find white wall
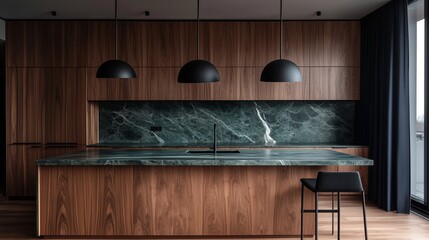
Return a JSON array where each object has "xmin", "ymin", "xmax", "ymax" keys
[{"xmin": 0, "ymin": 19, "xmax": 5, "ymax": 40}]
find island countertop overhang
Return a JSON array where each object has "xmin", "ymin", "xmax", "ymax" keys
[{"xmin": 36, "ymin": 149, "xmax": 373, "ymax": 166}]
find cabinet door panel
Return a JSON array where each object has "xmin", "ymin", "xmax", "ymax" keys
[
  {"xmin": 6, "ymin": 145, "xmax": 43, "ymax": 196},
  {"xmin": 308, "ymin": 21, "xmax": 360, "ymax": 67},
  {"xmin": 309, "ymin": 67, "xmax": 360, "ymax": 100},
  {"xmin": 51, "ymin": 21, "xmax": 88, "ymax": 67},
  {"xmin": 6, "ymin": 21, "xmax": 52, "ymax": 67},
  {"xmin": 119, "ymin": 22, "xmax": 197, "ymax": 67},
  {"xmin": 45, "ymin": 69, "xmax": 86, "ymax": 144},
  {"xmin": 7, "ymin": 68, "xmax": 45, "ymax": 144},
  {"xmin": 200, "ymin": 22, "xmax": 280, "ymax": 67},
  {"xmin": 207, "ymin": 67, "xmax": 258, "ymax": 100},
  {"xmin": 86, "ymin": 22, "xmax": 115, "ymax": 67},
  {"xmin": 283, "ymin": 22, "xmax": 310, "ymax": 67}
]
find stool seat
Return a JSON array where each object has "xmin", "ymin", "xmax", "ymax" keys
[{"xmin": 300, "ymin": 178, "xmax": 317, "ymax": 192}]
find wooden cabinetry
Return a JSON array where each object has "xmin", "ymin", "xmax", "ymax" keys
[
  {"xmin": 309, "ymin": 67, "xmax": 360, "ymax": 100},
  {"xmin": 6, "ymin": 145, "xmax": 43, "ymax": 196},
  {"xmin": 6, "ymin": 68, "xmax": 45, "ymax": 144},
  {"xmin": 200, "ymin": 22, "xmax": 280, "ymax": 67},
  {"xmin": 308, "ymin": 21, "xmax": 360, "ymax": 67},
  {"xmin": 45, "ymin": 68, "xmax": 86, "ymax": 144},
  {"xmin": 51, "ymin": 21, "xmax": 88, "ymax": 67},
  {"xmin": 6, "ymin": 21, "xmax": 52, "ymax": 67},
  {"xmin": 119, "ymin": 22, "xmax": 196, "ymax": 67}
]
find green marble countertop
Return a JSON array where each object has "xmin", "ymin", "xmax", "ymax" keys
[
  {"xmin": 87, "ymin": 142, "xmax": 368, "ymax": 148},
  {"xmin": 37, "ymin": 149, "xmax": 373, "ymax": 166}
]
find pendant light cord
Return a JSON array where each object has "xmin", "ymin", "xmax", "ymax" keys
[
  {"xmin": 115, "ymin": 0, "xmax": 118, "ymax": 60},
  {"xmin": 279, "ymin": 0, "xmax": 283, "ymax": 60},
  {"xmin": 197, "ymin": 0, "xmax": 200, "ymax": 59}
]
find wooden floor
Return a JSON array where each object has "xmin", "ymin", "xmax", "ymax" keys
[{"xmin": 0, "ymin": 197, "xmax": 428, "ymax": 239}]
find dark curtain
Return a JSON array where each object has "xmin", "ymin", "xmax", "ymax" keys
[{"xmin": 357, "ymin": 0, "xmax": 410, "ymax": 213}]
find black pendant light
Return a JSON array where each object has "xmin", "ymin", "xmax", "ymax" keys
[
  {"xmin": 178, "ymin": 0, "xmax": 220, "ymax": 83},
  {"xmin": 260, "ymin": 0, "xmax": 302, "ymax": 82},
  {"xmin": 97, "ymin": 0, "xmax": 136, "ymax": 78}
]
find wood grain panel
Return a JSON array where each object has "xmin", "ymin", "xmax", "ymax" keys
[
  {"xmin": 283, "ymin": 21, "xmax": 310, "ymax": 66},
  {"xmin": 322, "ymin": 21, "xmax": 360, "ymax": 67},
  {"xmin": 119, "ymin": 22, "xmax": 197, "ymax": 67},
  {"xmin": 308, "ymin": 21, "xmax": 360, "ymax": 67},
  {"xmin": 208, "ymin": 67, "xmax": 258, "ymax": 100},
  {"xmin": 38, "ymin": 166, "xmax": 133, "ymax": 236},
  {"xmin": 45, "ymin": 68, "xmax": 86, "ymax": 144},
  {"xmin": 7, "ymin": 68, "xmax": 45, "ymax": 144},
  {"xmin": 86, "ymin": 102, "xmax": 99, "ymax": 145},
  {"xmin": 86, "ymin": 21, "xmax": 115, "ymax": 67},
  {"xmin": 133, "ymin": 166, "xmax": 203, "ymax": 235},
  {"xmin": 7, "ymin": 145, "xmax": 42, "ymax": 196},
  {"xmin": 257, "ymin": 67, "xmax": 310, "ymax": 100},
  {"xmin": 6, "ymin": 21, "xmax": 52, "ymax": 67},
  {"xmin": 309, "ymin": 67, "xmax": 360, "ymax": 100},
  {"xmin": 51, "ymin": 21, "xmax": 88, "ymax": 67},
  {"xmin": 200, "ymin": 22, "xmax": 280, "ymax": 67}
]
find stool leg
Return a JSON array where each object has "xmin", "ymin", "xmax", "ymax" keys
[
  {"xmin": 332, "ymin": 192, "xmax": 334, "ymax": 235},
  {"xmin": 362, "ymin": 192, "xmax": 368, "ymax": 240},
  {"xmin": 301, "ymin": 184, "xmax": 304, "ymax": 240},
  {"xmin": 315, "ymin": 192, "xmax": 318, "ymax": 240},
  {"xmin": 337, "ymin": 192, "xmax": 341, "ymax": 240}
]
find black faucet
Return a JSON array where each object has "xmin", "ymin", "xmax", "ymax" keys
[{"xmin": 213, "ymin": 124, "xmax": 217, "ymax": 155}]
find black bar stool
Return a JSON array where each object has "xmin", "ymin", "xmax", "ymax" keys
[{"xmin": 300, "ymin": 171, "xmax": 368, "ymax": 240}]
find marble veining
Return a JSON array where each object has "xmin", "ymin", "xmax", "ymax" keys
[
  {"xmin": 99, "ymin": 101, "xmax": 355, "ymax": 145},
  {"xmin": 37, "ymin": 149, "xmax": 373, "ymax": 166}
]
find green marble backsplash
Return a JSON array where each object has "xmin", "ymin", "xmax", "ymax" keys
[{"xmin": 99, "ymin": 101, "xmax": 355, "ymax": 145}]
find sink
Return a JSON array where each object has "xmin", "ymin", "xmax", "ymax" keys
[{"xmin": 186, "ymin": 150, "xmax": 240, "ymax": 154}]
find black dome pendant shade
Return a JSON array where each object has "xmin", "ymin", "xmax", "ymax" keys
[
  {"xmin": 178, "ymin": 60, "xmax": 220, "ymax": 83},
  {"xmin": 261, "ymin": 0, "xmax": 302, "ymax": 83},
  {"xmin": 96, "ymin": 0, "xmax": 136, "ymax": 79},
  {"xmin": 96, "ymin": 59, "xmax": 137, "ymax": 78},
  {"xmin": 260, "ymin": 59, "xmax": 302, "ymax": 82},
  {"xmin": 178, "ymin": 0, "xmax": 220, "ymax": 83}
]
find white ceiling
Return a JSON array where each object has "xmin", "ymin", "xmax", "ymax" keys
[{"xmin": 0, "ymin": 0, "xmax": 390, "ymax": 20}]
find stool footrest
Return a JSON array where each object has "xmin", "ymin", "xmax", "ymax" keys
[{"xmin": 303, "ymin": 209, "xmax": 339, "ymax": 213}]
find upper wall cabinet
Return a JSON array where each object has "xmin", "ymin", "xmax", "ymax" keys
[
  {"xmin": 283, "ymin": 22, "xmax": 310, "ymax": 67},
  {"xmin": 200, "ymin": 22, "xmax": 280, "ymax": 67},
  {"xmin": 51, "ymin": 21, "xmax": 89, "ymax": 67},
  {"xmin": 6, "ymin": 21, "xmax": 53, "ymax": 67},
  {"xmin": 118, "ymin": 22, "xmax": 197, "ymax": 67},
  {"xmin": 6, "ymin": 21, "xmax": 115, "ymax": 67},
  {"xmin": 308, "ymin": 21, "xmax": 360, "ymax": 67}
]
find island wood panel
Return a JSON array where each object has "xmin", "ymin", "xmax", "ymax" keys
[
  {"xmin": 38, "ymin": 166, "xmax": 134, "ymax": 236},
  {"xmin": 51, "ymin": 21, "xmax": 88, "ymax": 67},
  {"xmin": 6, "ymin": 21, "xmax": 52, "ymax": 67},
  {"xmin": 7, "ymin": 145, "xmax": 43, "ymax": 196},
  {"xmin": 133, "ymin": 166, "xmax": 204, "ymax": 235},
  {"xmin": 45, "ymin": 68, "xmax": 86, "ymax": 144},
  {"xmin": 309, "ymin": 67, "xmax": 360, "ymax": 100},
  {"xmin": 308, "ymin": 21, "xmax": 360, "ymax": 67},
  {"xmin": 200, "ymin": 22, "xmax": 280, "ymax": 67},
  {"xmin": 7, "ymin": 68, "xmax": 45, "ymax": 144},
  {"xmin": 283, "ymin": 21, "xmax": 310, "ymax": 66},
  {"xmin": 39, "ymin": 165, "xmax": 340, "ymax": 236},
  {"xmin": 86, "ymin": 21, "xmax": 115, "ymax": 67},
  {"xmin": 256, "ymin": 67, "xmax": 310, "ymax": 100},
  {"xmin": 119, "ymin": 22, "xmax": 197, "ymax": 67}
]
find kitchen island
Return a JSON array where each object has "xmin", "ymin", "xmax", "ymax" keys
[{"xmin": 37, "ymin": 149, "xmax": 373, "ymax": 237}]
